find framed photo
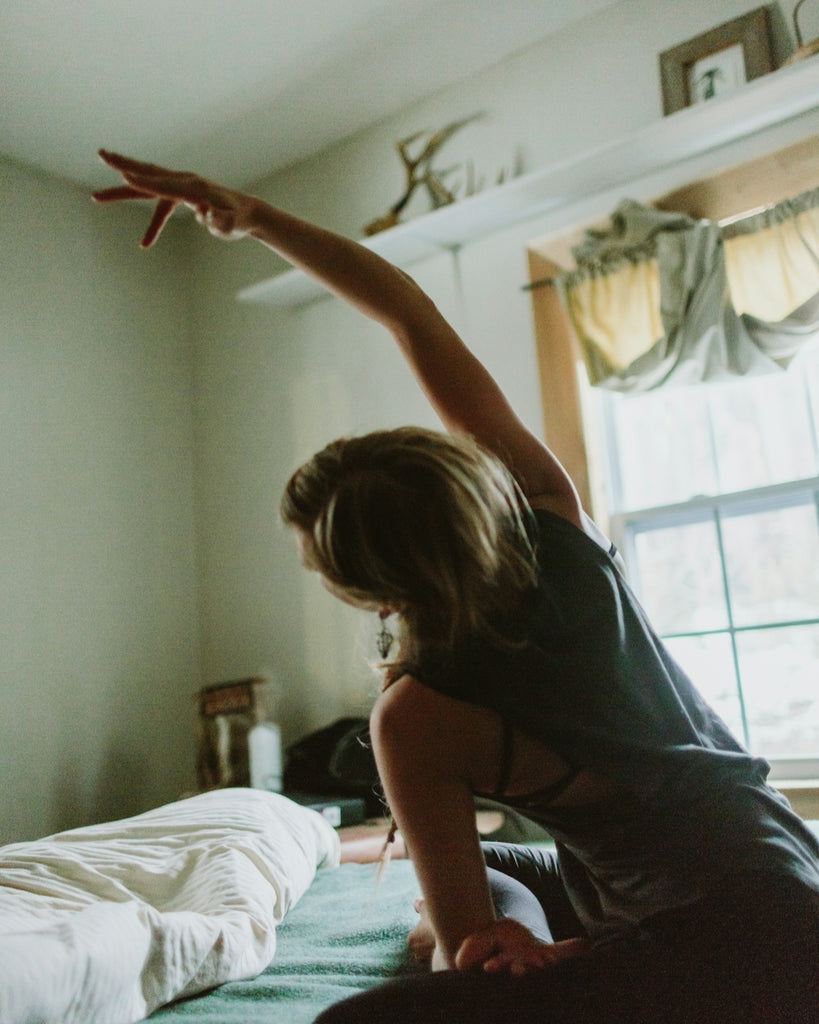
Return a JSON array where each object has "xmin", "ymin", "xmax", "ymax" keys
[{"xmin": 659, "ymin": 7, "xmax": 774, "ymax": 115}]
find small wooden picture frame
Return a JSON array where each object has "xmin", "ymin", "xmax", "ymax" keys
[{"xmin": 659, "ymin": 7, "xmax": 774, "ymax": 115}]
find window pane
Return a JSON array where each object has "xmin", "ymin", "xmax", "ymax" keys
[
  {"xmin": 610, "ymin": 387, "xmax": 717, "ymax": 510},
  {"xmin": 737, "ymin": 625, "xmax": 819, "ymax": 759},
  {"xmin": 632, "ymin": 520, "xmax": 727, "ymax": 634},
  {"xmin": 664, "ymin": 633, "xmax": 745, "ymax": 742},
  {"xmin": 709, "ymin": 370, "xmax": 818, "ymax": 491},
  {"xmin": 800, "ymin": 343, "xmax": 819, "ymax": 426},
  {"xmin": 721, "ymin": 502, "xmax": 819, "ymax": 627}
]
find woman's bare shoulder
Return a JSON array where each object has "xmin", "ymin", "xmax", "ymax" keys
[
  {"xmin": 527, "ymin": 490, "xmax": 583, "ymax": 527},
  {"xmin": 373, "ymin": 675, "xmax": 495, "ymax": 732},
  {"xmin": 370, "ymin": 676, "xmax": 504, "ymax": 791}
]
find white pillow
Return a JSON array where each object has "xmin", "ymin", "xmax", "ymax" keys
[{"xmin": 0, "ymin": 788, "xmax": 340, "ymax": 1024}]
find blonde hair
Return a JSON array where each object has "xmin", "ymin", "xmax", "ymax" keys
[{"xmin": 280, "ymin": 427, "xmax": 538, "ymax": 667}]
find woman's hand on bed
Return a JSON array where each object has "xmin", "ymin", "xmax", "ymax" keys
[
  {"xmin": 93, "ymin": 150, "xmax": 261, "ymax": 248},
  {"xmin": 407, "ymin": 897, "xmax": 437, "ymax": 966},
  {"xmin": 455, "ymin": 919, "xmax": 588, "ymax": 976}
]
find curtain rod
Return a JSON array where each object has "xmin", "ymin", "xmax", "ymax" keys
[{"xmin": 521, "ymin": 276, "xmax": 556, "ymax": 293}]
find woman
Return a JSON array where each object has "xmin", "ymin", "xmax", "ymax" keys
[{"xmin": 94, "ymin": 151, "xmax": 819, "ymax": 1023}]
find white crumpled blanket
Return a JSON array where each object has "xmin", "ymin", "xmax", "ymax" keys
[{"xmin": 0, "ymin": 788, "xmax": 340, "ymax": 1024}]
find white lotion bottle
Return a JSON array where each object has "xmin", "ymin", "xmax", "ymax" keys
[{"xmin": 248, "ymin": 721, "xmax": 283, "ymax": 792}]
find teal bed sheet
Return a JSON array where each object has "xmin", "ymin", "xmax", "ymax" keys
[
  {"xmin": 151, "ymin": 822, "xmax": 819, "ymax": 1024},
  {"xmin": 152, "ymin": 858, "xmax": 422, "ymax": 1024}
]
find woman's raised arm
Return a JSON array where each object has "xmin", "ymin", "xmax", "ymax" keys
[{"xmin": 94, "ymin": 151, "xmax": 580, "ymax": 519}]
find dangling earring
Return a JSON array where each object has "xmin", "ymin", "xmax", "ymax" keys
[{"xmin": 376, "ymin": 612, "xmax": 394, "ymax": 659}]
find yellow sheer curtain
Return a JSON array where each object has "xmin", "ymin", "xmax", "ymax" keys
[
  {"xmin": 564, "ymin": 259, "xmax": 662, "ymax": 378},
  {"xmin": 556, "ymin": 190, "xmax": 819, "ymax": 391},
  {"xmin": 723, "ymin": 189, "xmax": 819, "ymax": 320}
]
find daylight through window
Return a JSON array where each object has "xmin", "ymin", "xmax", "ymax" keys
[{"xmin": 597, "ymin": 344, "xmax": 819, "ymax": 778}]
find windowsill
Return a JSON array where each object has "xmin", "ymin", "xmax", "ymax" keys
[{"xmin": 775, "ymin": 782, "xmax": 819, "ymax": 821}]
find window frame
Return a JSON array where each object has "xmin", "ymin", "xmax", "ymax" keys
[{"xmin": 604, "ymin": 431, "xmax": 819, "ymax": 781}]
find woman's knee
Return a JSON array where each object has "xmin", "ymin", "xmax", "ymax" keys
[
  {"xmin": 486, "ymin": 865, "xmax": 552, "ymax": 941},
  {"xmin": 481, "ymin": 842, "xmax": 583, "ymax": 941}
]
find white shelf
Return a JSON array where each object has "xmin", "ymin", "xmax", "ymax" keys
[{"xmin": 238, "ymin": 59, "xmax": 819, "ymax": 308}]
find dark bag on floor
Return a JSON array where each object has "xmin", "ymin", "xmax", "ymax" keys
[{"xmin": 283, "ymin": 717, "xmax": 383, "ymax": 817}]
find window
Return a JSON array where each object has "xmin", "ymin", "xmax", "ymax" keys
[{"xmin": 596, "ymin": 344, "xmax": 819, "ymax": 778}]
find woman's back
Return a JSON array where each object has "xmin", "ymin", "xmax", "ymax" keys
[{"xmin": 411, "ymin": 507, "xmax": 819, "ymax": 937}]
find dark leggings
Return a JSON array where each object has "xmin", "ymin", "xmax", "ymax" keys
[
  {"xmin": 481, "ymin": 841, "xmax": 584, "ymax": 942},
  {"xmin": 315, "ymin": 843, "xmax": 819, "ymax": 1024}
]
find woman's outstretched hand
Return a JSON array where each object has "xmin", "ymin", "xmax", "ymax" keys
[
  {"xmin": 456, "ymin": 918, "xmax": 588, "ymax": 976},
  {"xmin": 92, "ymin": 150, "xmax": 259, "ymax": 248}
]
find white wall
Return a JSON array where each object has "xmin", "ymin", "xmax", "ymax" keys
[
  {"xmin": 190, "ymin": 0, "xmax": 806, "ymax": 744},
  {"xmin": 0, "ymin": 159, "xmax": 200, "ymax": 842}
]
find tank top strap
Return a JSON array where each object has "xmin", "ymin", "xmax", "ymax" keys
[{"xmin": 477, "ymin": 718, "xmax": 515, "ymax": 801}]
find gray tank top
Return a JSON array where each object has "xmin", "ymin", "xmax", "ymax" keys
[{"xmin": 414, "ymin": 508, "xmax": 819, "ymax": 938}]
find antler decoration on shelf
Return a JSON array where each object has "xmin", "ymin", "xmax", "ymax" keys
[{"xmin": 364, "ymin": 114, "xmax": 484, "ymax": 236}]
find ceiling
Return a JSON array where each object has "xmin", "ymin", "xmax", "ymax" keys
[{"xmin": 0, "ymin": 0, "xmax": 620, "ymax": 190}]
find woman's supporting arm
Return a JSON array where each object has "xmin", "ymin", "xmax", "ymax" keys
[
  {"xmin": 370, "ymin": 677, "xmax": 585, "ymax": 974},
  {"xmin": 93, "ymin": 151, "xmax": 581, "ymax": 520},
  {"xmin": 369, "ymin": 677, "xmax": 498, "ymax": 969}
]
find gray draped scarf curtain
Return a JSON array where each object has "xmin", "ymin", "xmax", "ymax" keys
[{"xmin": 553, "ymin": 187, "xmax": 819, "ymax": 392}]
